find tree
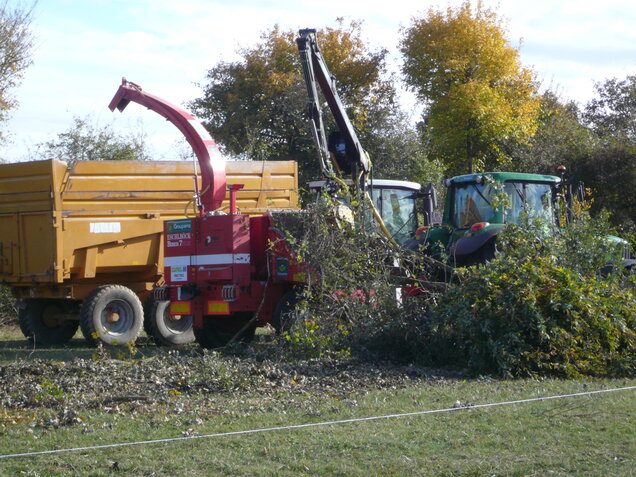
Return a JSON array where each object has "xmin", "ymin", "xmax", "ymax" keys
[
  {"xmin": 507, "ymin": 91, "xmax": 594, "ymax": 174},
  {"xmin": 191, "ymin": 20, "xmax": 400, "ymax": 184},
  {"xmin": 584, "ymin": 75, "xmax": 636, "ymax": 144},
  {"xmin": 575, "ymin": 75, "xmax": 636, "ymax": 229},
  {"xmin": 0, "ymin": 1, "xmax": 35, "ymax": 138},
  {"xmin": 36, "ymin": 116, "xmax": 150, "ymax": 164},
  {"xmin": 359, "ymin": 109, "xmax": 445, "ymax": 187},
  {"xmin": 400, "ymin": 1, "xmax": 540, "ymax": 175}
]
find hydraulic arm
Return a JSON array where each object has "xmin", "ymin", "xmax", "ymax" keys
[
  {"xmin": 297, "ymin": 29, "xmax": 405, "ymax": 244},
  {"xmin": 296, "ymin": 29, "xmax": 370, "ymax": 188}
]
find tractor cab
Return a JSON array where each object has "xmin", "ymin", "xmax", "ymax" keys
[
  {"xmin": 448, "ymin": 173, "xmax": 559, "ymax": 229},
  {"xmin": 415, "ymin": 172, "xmax": 562, "ymax": 265},
  {"xmin": 309, "ymin": 179, "xmax": 421, "ymax": 246}
]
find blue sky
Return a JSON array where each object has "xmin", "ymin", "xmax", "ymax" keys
[{"xmin": 2, "ymin": 0, "xmax": 635, "ymax": 162}]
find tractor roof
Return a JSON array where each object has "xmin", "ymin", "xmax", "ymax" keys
[{"xmin": 447, "ymin": 171, "xmax": 561, "ymax": 186}]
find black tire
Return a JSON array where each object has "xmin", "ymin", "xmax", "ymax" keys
[
  {"xmin": 147, "ymin": 299, "xmax": 194, "ymax": 346},
  {"xmin": 480, "ymin": 239, "xmax": 499, "ymax": 263},
  {"xmin": 272, "ymin": 290, "xmax": 299, "ymax": 334},
  {"xmin": 19, "ymin": 299, "xmax": 79, "ymax": 346},
  {"xmin": 18, "ymin": 305, "xmax": 31, "ymax": 339},
  {"xmin": 79, "ymin": 285, "xmax": 143, "ymax": 346},
  {"xmin": 193, "ymin": 313, "xmax": 255, "ymax": 349}
]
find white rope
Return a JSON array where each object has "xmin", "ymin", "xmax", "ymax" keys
[{"xmin": 1, "ymin": 385, "xmax": 634, "ymax": 460}]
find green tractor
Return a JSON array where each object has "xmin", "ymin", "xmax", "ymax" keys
[{"xmin": 411, "ymin": 170, "xmax": 634, "ymax": 270}]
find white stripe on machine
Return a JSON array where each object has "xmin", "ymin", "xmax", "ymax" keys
[{"xmin": 165, "ymin": 254, "xmax": 250, "ymax": 267}]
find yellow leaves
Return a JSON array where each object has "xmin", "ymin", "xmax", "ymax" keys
[
  {"xmin": 401, "ymin": 1, "xmax": 540, "ymax": 173},
  {"xmin": 402, "ymin": 1, "xmax": 519, "ymax": 95}
]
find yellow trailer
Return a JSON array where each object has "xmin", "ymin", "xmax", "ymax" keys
[{"xmin": 0, "ymin": 158, "xmax": 298, "ymax": 346}]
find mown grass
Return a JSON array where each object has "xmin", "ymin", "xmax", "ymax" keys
[
  {"xmin": 0, "ymin": 379, "xmax": 634, "ymax": 476},
  {"xmin": 0, "ymin": 324, "xmax": 634, "ymax": 476}
]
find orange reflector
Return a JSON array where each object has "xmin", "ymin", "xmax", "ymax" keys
[
  {"xmin": 170, "ymin": 301, "xmax": 191, "ymax": 315},
  {"xmin": 207, "ymin": 301, "xmax": 230, "ymax": 315}
]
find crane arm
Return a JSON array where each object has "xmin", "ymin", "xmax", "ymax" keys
[
  {"xmin": 108, "ymin": 79, "xmax": 226, "ymax": 212},
  {"xmin": 296, "ymin": 29, "xmax": 370, "ymax": 180}
]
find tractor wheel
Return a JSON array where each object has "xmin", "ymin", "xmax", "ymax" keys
[
  {"xmin": 147, "ymin": 299, "xmax": 194, "ymax": 346},
  {"xmin": 272, "ymin": 290, "xmax": 299, "ymax": 334},
  {"xmin": 193, "ymin": 313, "xmax": 255, "ymax": 349},
  {"xmin": 80, "ymin": 285, "xmax": 143, "ymax": 346},
  {"xmin": 480, "ymin": 239, "xmax": 499, "ymax": 263},
  {"xmin": 19, "ymin": 299, "xmax": 79, "ymax": 346}
]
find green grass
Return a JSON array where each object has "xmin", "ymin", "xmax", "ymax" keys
[
  {"xmin": 0, "ymin": 380, "xmax": 634, "ymax": 476},
  {"xmin": 0, "ymin": 324, "xmax": 634, "ymax": 476}
]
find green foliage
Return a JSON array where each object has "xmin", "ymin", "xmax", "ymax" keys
[
  {"xmin": 575, "ymin": 75, "xmax": 636, "ymax": 231},
  {"xmin": 0, "ymin": 1, "xmax": 34, "ymax": 140},
  {"xmin": 400, "ymin": 1, "xmax": 540, "ymax": 174},
  {"xmin": 276, "ymin": 190, "xmax": 636, "ymax": 378},
  {"xmin": 507, "ymin": 91, "xmax": 594, "ymax": 175},
  {"xmin": 34, "ymin": 116, "xmax": 150, "ymax": 164},
  {"xmin": 584, "ymin": 75, "xmax": 636, "ymax": 143},
  {"xmin": 428, "ymin": 216, "xmax": 636, "ymax": 378},
  {"xmin": 276, "ymin": 201, "xmax": 430, "ymax": 362},
  {"xmin": 361, "ymin": 110, "xmax": 445, "ymax": 187}
]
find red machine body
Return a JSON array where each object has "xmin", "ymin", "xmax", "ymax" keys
[
  {"xmin": 162, "ymin": 210, "xmax": 307, "ymax": 332},
  {"xmin": 111, "ymin": 79, "xmax": 307, "ymax": 346}
]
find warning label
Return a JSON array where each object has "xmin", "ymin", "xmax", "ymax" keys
[{"xmin": 170, "ymin": 266, "xmax": 187, "ymax": 282}]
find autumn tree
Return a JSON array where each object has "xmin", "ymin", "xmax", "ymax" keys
[
  {"xmin": 36, "ymin": 116, "xmax": 150, "ymax": 164},
  {"xmin": 0, "ymin": 1, "xmax": 35, "ymax": 139},
  {"xmin": 191, "ymin": 21, "xmax": 404, "ymax": 184},
  {"xmin": 400, "ymin": 1, "xmax": 540, "ymax": 175}
]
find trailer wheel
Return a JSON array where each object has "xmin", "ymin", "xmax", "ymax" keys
[
  {"xmin": 18, "ymin": 305, "xmax": 31, "ymax": 339},
  {"xmin": 80, "ymin": 285, "xmax": 143, "ymax": 346},
  {"xmin": 147, "ymin": 299, "xmax": 194, "ymax": 346},
  {"xmin": 272, "ymin": 290, "xmax": 299, "ymax": 334},
  {"xmin": 19, "ymin": 299, "xmax": 79, "ymax": 346},
  {"xmin": 193, "ymin": 313, "xmax": 255, "ymax": 349}
]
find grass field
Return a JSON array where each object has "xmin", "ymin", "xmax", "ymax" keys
[{"xmin": 0, "ymin": 324, "xmax": 634, "ymax": 476}]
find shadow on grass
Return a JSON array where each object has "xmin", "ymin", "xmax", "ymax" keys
[{"xmin": 0, "ymin": 329, "xmax": 202, "ymax": 364}]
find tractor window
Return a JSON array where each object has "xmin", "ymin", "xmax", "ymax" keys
[
  {"xmin": 371, "ymin": 188, "xmax": 418, "ymax": 245},
  {"xmin": 503, "ymin": 182, "xmax": 553, "ymax": 225},
  {"xmin": 452, "ymin": 183, "xmax": 496, "ymax": 228}
]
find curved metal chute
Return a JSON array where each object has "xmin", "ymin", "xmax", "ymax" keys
[{"xmin": 108, "ymin": 79, "xmax": 226, "ymax": 212}]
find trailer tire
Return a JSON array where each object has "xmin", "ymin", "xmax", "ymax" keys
[
  {"xmin": 18, "ymin": 305, "xmax": 31, "ymax": 339},
  {"xmin": 19, "ymin": 299, "xmax": 79, "ymax": 346},
  {"xmin": 193, "ymin": 314, "xmax": 255, "ymax": 349},
  {"xmin": 80, "ymin": 285, "xmax": 143, "ymax": 346},
  {"xmin": 147, "ymin": 299, "xmax": 194, "ymax": 346},
  {"xmin": 272, "ymin": 290, "xmax": 299, "ymax": 334}
]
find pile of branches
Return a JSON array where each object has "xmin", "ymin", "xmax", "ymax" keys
[{"xmin": 274, "ymin": 201, "xmax": 440, "ymax": 362}]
